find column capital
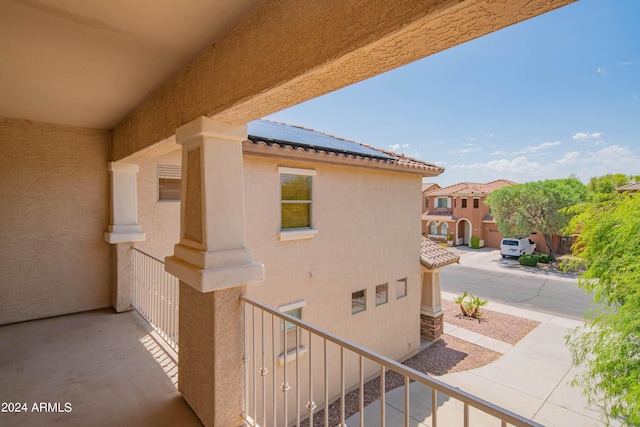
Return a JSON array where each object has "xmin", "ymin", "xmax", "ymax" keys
[
  {"xmin": 108, "ymin": 162, "xmax": 139, "ymax": 173},
  {"xmin": 176, "ymin": 117, "xmax": 247, "ymax": 146}
]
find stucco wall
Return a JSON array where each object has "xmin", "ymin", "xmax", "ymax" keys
[
  {"xmin": 243, "ymin": 156, "xmax": 422, "ymax": 357},
  {"xmin": 0, "ymin": 117, "xmax": 112, "ymax": 324},
  {"xmin": 135, "ymin": 149, "xmax": 181, "ymax": 258},
  {"xmin": 137, "ymin": 153, "xmax": 423, "ymax": 357}
]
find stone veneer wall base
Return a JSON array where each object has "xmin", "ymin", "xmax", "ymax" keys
[{"xmin": 420, "ymin": 313, "xmax": 444, "ymax": 342}]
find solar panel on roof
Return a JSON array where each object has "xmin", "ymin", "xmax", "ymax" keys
[{"xmin": 247, "ymin": 120, "xmax": 394, "ymax": 160}]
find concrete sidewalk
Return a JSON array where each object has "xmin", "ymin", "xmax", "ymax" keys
[{"xmin": 346, "ymin": 293, "xmax": 617, "ymax": 427}]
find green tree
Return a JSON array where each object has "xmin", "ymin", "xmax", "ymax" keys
[
  {"xmin": 562, "ymin": 192, "xmax": 640, "ymax": 425},
  {"xmin": 485, "ymin": 178, "xmax": 587, "ymax": 260},
  {"xmin": 587, "ymin": 173, "xmax": 639, "ymax": 198}
]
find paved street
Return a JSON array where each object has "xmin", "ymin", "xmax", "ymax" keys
[{"xmin": 440, "ymin": 247, "xmax": 597, "ymax": 320}]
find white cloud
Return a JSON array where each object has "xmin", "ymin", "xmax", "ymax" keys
[
  {"xmin": 572, "ymin": 132, "xmax": 603, "ymax": 141},
  {"xmin": 450, "ymin": 156, "xmax": 541, "ymax": 173},
  {"xmin": 595, "ymin": 144, "xmax": 631, "ymax": 158},
  {"xmin": 597, "ymin": 67, "xmax": 607, "ymax": 76},
  {"xmin": 389, "ymin": 143, "xmax": 409, "ymax": 151},
  {"xmin": 617, "ymin": 61, "xmax": 632, "ymax": 68},
  {"xmin": 490, "ymin": 150, "xmax": 508, "ymax": 156},
  {"xmin": 517, "ymin": 141, "xmax": 561, "ymax": 154},
  {"xmin": 554, "ymin": 151, "xmax": 581, "ymax": 166},
  {"xmin": 450, "ymin": 146, "xmax": 480, "ymax": 155}
]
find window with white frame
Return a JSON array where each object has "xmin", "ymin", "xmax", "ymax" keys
[
  {"xmin": 376, "ymin": 283, "xmax": 388, "ymax": 306},
  {"xmin": 158, "ymin": 165, "xmax": 181, "ymax": 201},
  {"xmin": 440, "ymin": 223, "xmax": 448, "ymax": 236},
  {"xmin": 396, "ymin": 278, "xmax": 407, "ymax": 299},
  {"xmin": 278, "ymin": 167, "xmax": 317, "ymax": 241},
  {"xmin": 437, "ymin": 197, "xmax": 449, "ymax": 208},
  {"xmin": 352, "ymin": 290, "xmax": 366, "ymax": 314},
  {"xmin": 278, "ymin": 300, "xmax": 306, "ymax": 362},
  {"xmin": 429, "ymin": 222, "xmax": 437, "ymax": 235}
]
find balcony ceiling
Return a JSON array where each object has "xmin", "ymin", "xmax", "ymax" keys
[{"xmin": 0, "ymin": 0, "xmax": 264, "ymax": 130}]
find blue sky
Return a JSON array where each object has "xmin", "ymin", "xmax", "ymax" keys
[{"xmin": 265, "ymin": 0, "xmax": 639, "ymax": 187}]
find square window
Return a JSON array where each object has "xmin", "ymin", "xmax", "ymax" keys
[
  {"xmin": 376, "ymin": 284, "xmax": 388, "ymax": 306},
  {"xmin": 396, "ymin": 278, "xmax": 407, "ymax": 299},
  {"xmin": 473, "ymin": 198, "xmax": 479, "ymax": 209},
  {"xmin": 437, "ymin": 197, "xmax": 449, "ymax": 208},
  {"xmin": 281, "ymin": 307, "xmax": 302, "ymax": 332},
  {"xmin": 461, "ymin": 198, "xmax": 467, "ymax": 208},
  {"xmin": 351, "ymin": 290, "xmax": 366, "ymax": 314}
]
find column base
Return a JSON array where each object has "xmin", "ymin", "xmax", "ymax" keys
[
  {"xmin": 420, "ymin": 313, "xmax": 444, "ymax": 342},
  {"xmin": 111, "ymin": 243, "xmax": 135, "ymax": 312},
  {"xmin": 165, "ymin": 247, "xmax": 264, "ymax": 293}
]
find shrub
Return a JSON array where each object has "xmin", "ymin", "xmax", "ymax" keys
[
  {"xmin": 537, "ymin": 254, "xmax": 552, "ymax": 264},
  {"xmin": 470, "ymin": 236, "xmax": 480, "ymax": 249},
  {"xmin": 446, "ymin": 233, "xmax": 454, "ymax": 240},
  {"xmin": 519, "ymin": 254, "xmax": 538, "ymax": 267}
]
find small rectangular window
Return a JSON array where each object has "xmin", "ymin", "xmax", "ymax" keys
[
  {"xmin": 461, "ymin": 198, "xmax": 467, "ymax": 208},
  {"xmin": 473, "ymin": 198, "xmax": 479, "ymax": 209},
  {"xmin": 352, "ymin": 290, "xmax": 366, "ymax": 314},
  {"xmin": 278, "ymin": 300, "xmax": 305, "ymax": 355},
  {"xmin": 376, "ymin": 284, "xmax": 388, "ymax": 306},
  {"xmin": 396, "ymin": 278, "xmax": 407, "ymax": 299},
  {"xmin": 425, "ymin": 198, "xmax": 429, "ymax": 208},
  {"xmin": 158, "ymin": 165, "xmax": 181, "ymax": 201}
]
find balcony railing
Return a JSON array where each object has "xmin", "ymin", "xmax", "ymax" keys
[
  {"xmin": 132, "ymin": 248, "xmax": 179, "ymax": 352},
  {"xmin": 241, "ymin": 296, "xmax": 542, "ymax": 427}
]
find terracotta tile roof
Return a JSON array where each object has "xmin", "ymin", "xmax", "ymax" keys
[
  {"xmin": 420, "ymin": 237, "xmax": 460, "ymax": 269},
  {"xmin": 422, "ymin": 211, "xmax": 455, "ymax": 222},
  {"xmin": 482, "ymin": 213, "xmax": 496, "ymax": 222},
  {"xmin": 422, "ymin": 182, "xmax": 440, "ymax": 193},
  {"xmin": 245, "ymin": 120, "xmax": 445, "ymax": 175},
  {"xmin": 424, "ymin": 179, "xmax": 516, "ymax": 196}
]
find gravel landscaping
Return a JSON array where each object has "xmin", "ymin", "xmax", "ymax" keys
[
  {"xmin": 442, "ymin": 299, "xmax": 540, "ymax": 345},
  {"xmin": 302, "ymin": 304, "xmax": 540, "ymax": 426}
]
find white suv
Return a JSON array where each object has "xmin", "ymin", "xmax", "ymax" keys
[{"xmin": 500, "ymin": 237, "xmax": 536, "ymax": 258}]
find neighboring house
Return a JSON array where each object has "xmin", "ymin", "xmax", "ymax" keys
[
  {"xmin": 134, "ymin": 119, "xmax": 445, "ymax": 424},
  {"xmin": 422, "ymin": 180, "xmax": 516, "ymax": 247},
  {"xmin": 616, "ymin": 182, "xmax": 640, "ymax": 193},
  {"xmin": 422, "ymin": 182, "xmax": 441, "ymax": 215}
]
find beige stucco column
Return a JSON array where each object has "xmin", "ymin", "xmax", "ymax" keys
[
  {"xmin": 104, "ymin": 162, "xmax": 146, "ymax": 312},
  {"xmin": 165, "ymin": 116, "xmax": 264, "ymax": 427},
  {"xmin": 420, "ymin": 268, "xmax": 444, "ymax": 341}
]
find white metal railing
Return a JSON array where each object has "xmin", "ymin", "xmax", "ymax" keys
[
  {"xmin": 132, "ymin": 248, "xmax": 179, "ymax": 351},
  {"xmin": 242, "ymin": 296, "xmax": 542, "ymax": 427}
]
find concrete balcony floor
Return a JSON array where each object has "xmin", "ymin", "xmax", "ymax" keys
[{"xmin": 0, "ymin": 309, "xmax": 202, "ymax": 427}]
